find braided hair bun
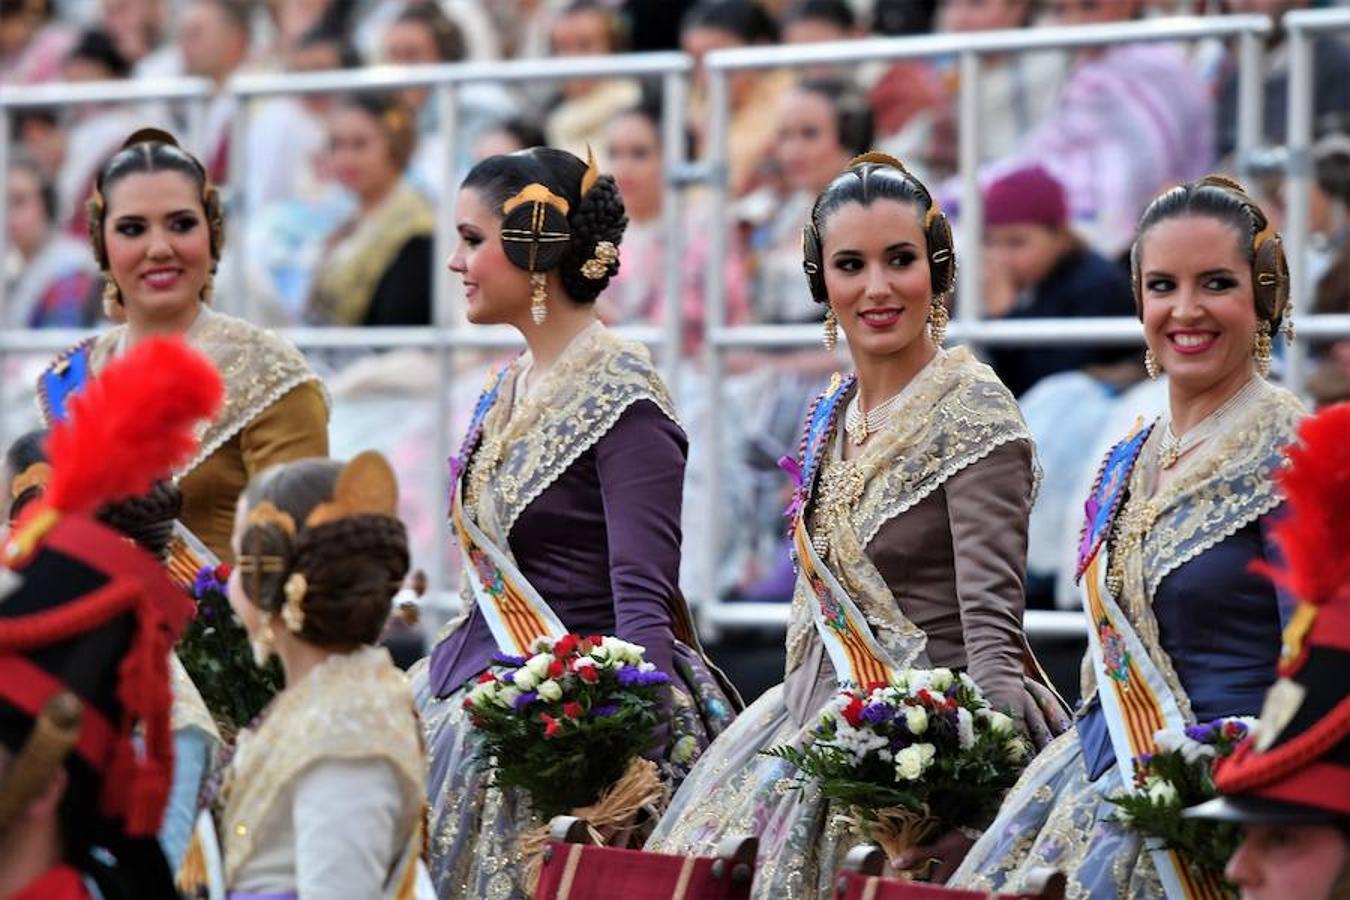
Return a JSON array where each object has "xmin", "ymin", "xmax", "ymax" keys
[
  {"xmin": 461, "ymin": 146, "xmax": 629, "ymax": 305},
  {"xmin": 238, "ymin": 457, "xmax": 409, "ymax": 650}
]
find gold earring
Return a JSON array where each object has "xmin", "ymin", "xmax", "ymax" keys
[
  {"xmin": 822, "ymin": 307, "xmax": 838, "ymax": 350},
  {"xmin": 200, "ymin": 268, "xmax": 215, "ymax": 305},
  {"xmin": 1144, "ymin": 348, "xmax": 1161, "ymax": 380},
  {"xmin": 530, "ymin": 272, "xmax": 548, "ymax": 326},
  {"xmin": 1253, "ymin": 324, "xmax": 1273, "ymax": 378},
  {"xmin": 251, "ymin": 618, "xmax": 276, "ymax": 668},
  {"xmin": 927, "ymin": 297, "xmax": 948, "ymax": 346}
]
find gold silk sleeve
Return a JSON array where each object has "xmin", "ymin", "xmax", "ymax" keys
[{"xmin": 240, "ymin": 381, "xmax": 330, "ymax": 479}]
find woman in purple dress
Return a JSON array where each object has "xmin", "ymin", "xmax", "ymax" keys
[{"xmin": 409, "ymin": 147, "xmax": 738, "ymax": 899}]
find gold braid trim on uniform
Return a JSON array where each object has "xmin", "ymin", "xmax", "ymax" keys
[
  {"xmin": 54, "ymin": 309, "xmax": 328, "ymax": 481},
  {"xmin": 221, "ymin": 645, "xmax": 425, "ymax": 887},
  {"xmin": 787, "ymin": 347, "xmax": 1036, "ymax": 675},
  {"xmin": 1079, "ymin": 380, "xmax": 1305, "ymax": 715}
]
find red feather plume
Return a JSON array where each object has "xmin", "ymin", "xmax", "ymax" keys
[
  {"xmin": 1256, "ymin": 402, "xmax": 1350, "ymax": 606},
  {"xmin": 42, "ymin": 337, "xmax": 224, "ymax": 515}
]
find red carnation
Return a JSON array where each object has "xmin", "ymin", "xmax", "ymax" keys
[
  {"xmin": 540, "ymin": 714, "xmax": 562, "ymax": 738},
  {"xmin": 578, "ymin": 666, "xmax": 600, "ymax": 684},
  {"xmin": 563, "ymin": 702, "xmax": 583, "ymax": 719},
  {"xmin": 586, "ymin": 634, "xmax": 603, "ymax": 647},
  {"xmin": 842, "ymin": 696, "xmax": 865, "ymax": 728},
  {"xmin": 462, "ymin": 698, "xmax": 474, "ymax": 709},
  {"xmin": 554, "ymin": 634, "xmax": 579, "ymax": 658},
  {"xmin": 478, "ymin": 672, "xmax": 497, "ymax": 684},
  {"xmin": 549, "ymin": 659, "xmax": 565, "ymax": 680},
  {"xmin": 214, "ymin": 563, "xmax": 232, "ymax": 582}
]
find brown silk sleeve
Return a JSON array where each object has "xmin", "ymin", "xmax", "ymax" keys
[{"xmin": 944, "ymin": 438, "xmax": 1035, "ymax": 716}]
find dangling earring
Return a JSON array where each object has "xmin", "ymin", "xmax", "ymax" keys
[
  {"xmin": 1144, "ymin": 348, "xmax": 1161, "ymax": 380},
  {"xmin": 927, "ymin": 297, "xmax": 949, "ymax": 346},
  {"xmin": 530, "ymin": 272, "xmax": 548, "ymax": 326},
  {"xmin": 200, "ymin": 266, "xmax": 215, "ymax": 305},
  {"xmin": 1253, "ymin": 323, "xmax": 1273, "ymax": 378},
  {"xmin": 250, "ymin": 618, "xmax": 276, "ymax": 668},
  {"xmin": 822, "ymin": 307, "xmax": 838, "ymax": 350}
]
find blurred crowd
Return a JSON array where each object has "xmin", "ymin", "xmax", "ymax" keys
[{"xmin": 3, "ymin": 0, "xmax": 1349, "ymax": 607}]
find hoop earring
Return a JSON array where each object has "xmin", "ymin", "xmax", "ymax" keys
[
  {"xmin": 530, "ymin": 272, "xmax": 548, "ymax": 326},
  {"xmin": 1144, "ymin": 348, "xmax": 1161, "ymax": 380},
  {"xmin": 927, "ymin": 297, "xmax": 949, "ymax": 346},
  {"xmin": 250, "ymin": 618, "xmax": 276, "ymax": 668},
  {"xmin": 1253, "ymin": 323, "xmax": 1273, "ymax": 378},
  {"xmin": 822, "ymin": 307, "xmax": 838, "ymax": 350}
]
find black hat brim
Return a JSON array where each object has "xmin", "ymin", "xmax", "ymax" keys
[{"xmin": 1185, "ymin": 794, "xmax": 1346, "ymax": 826}]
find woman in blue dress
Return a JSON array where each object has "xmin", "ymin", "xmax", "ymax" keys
[{"xmin": 949, "ymin": 176, "xmax": 1305, "ymax": 898}]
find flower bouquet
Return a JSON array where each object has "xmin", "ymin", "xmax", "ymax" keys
[
  {"xmin": 464, "ymin": 633, "xmax": 671, "ymax": 820},
  {"xmin": 177, "ymin": 564, "xmax": 283, "ymax": 735},
  {"xmin": 1109, "ymin": 717, "xmax": 1256, "ymax": 878},
  {"xmin": 765, "ymin": 668, "xmax": 1032, "ymax": 866}
]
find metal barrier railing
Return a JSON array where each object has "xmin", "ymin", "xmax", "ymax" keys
[
  {"xmin": 695, "ymin": 13, "xmax": 1350, "ymax": 636},
  {"xmin": 0, "ymin": 52, "xmax": 693, "ymax": 602},
  {"xmin": 3, "ymin": 15, "xmax": 1349, "ymax": 640},
  {"xmin": 1281, "ymin": 8, "xmax": 1350, "ymax": 389}
]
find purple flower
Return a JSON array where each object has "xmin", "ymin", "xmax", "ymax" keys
[
  {"xmin": 1185, "ymin": 723, "xmax": 1217, "ymax": 743},
  {"xmin": 493, "ymin": 654, "xmax": 528, "ymax": 668},
  {"xmin": 500, "ymin": 672, "xmax": 516, "ymax": 684},
  {"xmin": 861, "ymin": 703, "xmax": 893, "ymax": 725},
  {"xmin": 591, "ymin": 704, "xmax": 619, "ymax": 718},
  {"xmin": 616, "ymin": 667, "xmax": 670, "ymax": 688},
  {"xmin": 513, "ymin": 691, "xmax": 539, "ymax": 711}
]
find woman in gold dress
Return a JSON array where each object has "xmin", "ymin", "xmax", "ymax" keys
[{"xmin": 37, "ymin": 128, "xmax": 328, "ymax": 562}]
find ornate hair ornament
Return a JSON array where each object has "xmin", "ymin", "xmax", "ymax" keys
[
  {"xmin": 846, "ymin": 150, "xmax": 941, "ymax": 229},
  {"xmin": 281, "ymin": 573, "xmax": 308, "ymax": 633},
  {"xmin": 303, "ymin": 450, "xmax": 400, "ymax": 529},
  {"xmin": 580, "ymin": 144, "xmax": 602, "ymax": 197},
  {"xmin": 247, "ymin": 501, "xmax": 296, "ymax": 536},
  {"xmin": 10, "ymin": 463, "xmax": 51, "ymax": 501}
]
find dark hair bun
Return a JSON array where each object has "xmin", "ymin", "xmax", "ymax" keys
[
  {"xmin": 562, "ymin": 173, "xmax": 627, "ymax": 303},
  {"xmin": 290, "ymin": 515, "xmax": 409, "ymax": 647},
  {"xmin": 95, "ymin": 480, "xmax": 183, "ymax": 559}
]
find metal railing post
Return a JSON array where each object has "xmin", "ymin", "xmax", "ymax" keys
[
  {"xmin": 956, "ymin": 49, "xmax": 983, "ymax": 337},
  {"xmin": 1282, "ymin": 16, "xmax": 1313, "ymax": 391},
  {"xmin": 660, "ymin": 70, "xmax": 688, "ymax": 388},
  {"xmin": 701, "ymin": 65, "xmax": 731, "ymax": 629},
  {"xmin": 228, "ymin": 91, "xmax": 250, "ymax": 320},
  {"xmin": 1235, "ymin": 29, "xmax": 1264, "ymax": 182},
  {"xmin": 431, "ymin": 82, "xmax": 460, "ymax": 597}
]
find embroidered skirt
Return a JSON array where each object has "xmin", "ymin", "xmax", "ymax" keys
[
  {"xmin": 949, "ymin": 730, "xmax": 1165, "ymax": 898},
  {"xmin": 643, "ymin": 683, "xmax": 861, "ymax": 900},
  {"xmin": 411, "ymin": 642, "xmax": 736, "ymax": 900}
]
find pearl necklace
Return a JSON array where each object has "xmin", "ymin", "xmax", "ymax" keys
[
  {"xmin": 1158, "ymin": 376, "xmax": 1267, "ymax": 469},
  {"xmin": 844, "ymin": 389, "xmax": 908, "ymax": 446}
]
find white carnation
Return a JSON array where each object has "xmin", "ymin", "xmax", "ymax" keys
[
  {"xmin": 537, "ymin": 680, "xmax": 563, "ymax": 702},
  {"xmin": 956, "ymin": 706, "xmax": 976, "ymax": 751},
  {"xmin": 513, "ymin": 669, "xmax": 538, "ymax": 691},
  {"xmin": 904, "ymin": 706, "xmax": 929, "ymax": 736},
  {"xmin": 526, "ymin": 654, "xmax": 553, "ymax": 678},
  {"xmin": 496, "ymin": 686, "xmax": 522, "ymax": 708}
]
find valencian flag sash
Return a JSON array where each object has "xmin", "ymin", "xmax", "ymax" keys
[
  {"xmin": 1077, "ymin": 421, "xmax": 1228, "ymax": 900},
  {"xmin": 449, "ymin": 367, "xmax": 567, "ymax": 657},
  {"xmin": 787, "ymin": 373, "xmax": 900, "ymax": 691}
]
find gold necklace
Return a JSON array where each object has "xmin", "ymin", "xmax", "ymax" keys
[{"xmin": 1158, "ymin": 377, "xmax": 1266, "ymax": 469}]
